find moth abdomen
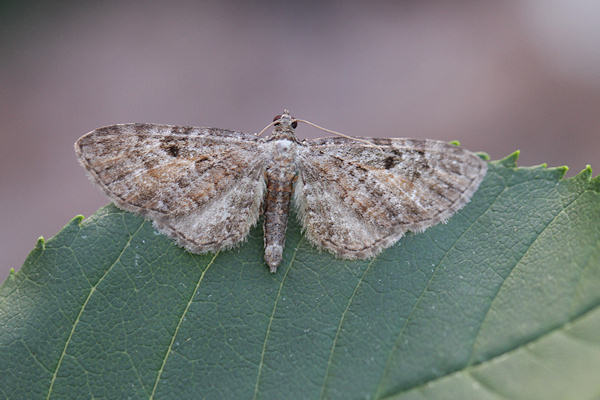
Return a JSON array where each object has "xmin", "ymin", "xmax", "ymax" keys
[
  {"xmin": 263, "ymin": 171, "xmax": 296, "ymax": 272},
  {"xmin": 262, "ymin": 135, "xmax": 298, "ymax": 272}
]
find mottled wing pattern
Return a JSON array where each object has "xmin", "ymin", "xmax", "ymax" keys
[
  {"xmin": 75, "ymin": 124, "xmax": 267, "ymax": 252},
  {"xmin": 295, "ymin": 137, "xmax": 487, "ymax": 259}
]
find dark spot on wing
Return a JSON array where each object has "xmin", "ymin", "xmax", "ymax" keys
[
  {"xmin": 167, "ymin": 145, "xmax": 179, "ymax": 157},
  {"xmin": 177, "ymin": 177, "xmax": 190, "ymax": 188},
  {"xmin": 384, "ymin": 156, "xmax": 397, "ymax": 169},
  {"xmin": 144, "ymin": 159, "xmax": 159, "ymax": 169}
]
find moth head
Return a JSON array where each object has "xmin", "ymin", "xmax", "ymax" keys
[{"xmin": 273, "ymin": 109, "xmax": 297, "ymax": 130}]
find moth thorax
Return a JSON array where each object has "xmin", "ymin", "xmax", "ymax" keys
[
  {"xmin": 275, "ymin": 139, "xmax": 294, "ymax": 152},
  {"xmin": 269, "ymin": 129, "xmax": 297, "ymax": 142}
]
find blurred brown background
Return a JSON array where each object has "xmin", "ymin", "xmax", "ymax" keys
[{"xmin": 1, "ymin": 0, "xmax": 599, "ymax": 281}]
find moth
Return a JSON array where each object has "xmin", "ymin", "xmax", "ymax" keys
[{"xmin": 75, "ymin": 110, "xmax": 487, "ymax": 272}]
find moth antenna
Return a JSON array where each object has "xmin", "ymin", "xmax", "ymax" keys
[
  {"xmin": 255, "ymin": 120, "xmax": 277, "ymax": 137},
  {"xmin": 293, "ymin": 118, "xmax": 383, "ymax": 150}
]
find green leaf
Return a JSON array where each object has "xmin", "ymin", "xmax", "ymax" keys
[{"xmin": 1, "ymin": 156, "xmax": 599, "ymax": 399}]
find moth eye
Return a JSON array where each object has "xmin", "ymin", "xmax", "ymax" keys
[
  {"xmin": 273, "ymin": 114, "xmax": 282, "ymax": 125},
  {"xmin": 291, "ymin": 120, "xmax": 298, "ymax": 129}
]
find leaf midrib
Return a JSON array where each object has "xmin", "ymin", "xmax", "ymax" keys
[
  {"xmin": 378, "ymin": 303, "xmax": 600, "ymax": 400},
  {"xmin": 372, "ymin": 172, "xmax": 510, "ymax": 399},
  {"xmin": 378, "ymin": 184, "xmax": 595, "ymax": 399},
  {"xmin": 466, "ymin": 187, "xmax": 587, "ymax": 365}
]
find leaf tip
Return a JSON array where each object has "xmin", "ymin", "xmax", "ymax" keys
[
  {"xmin": 70, "ymin": 214, "xmax": 85, "ymax": 227},
  {"xmin": 570, "ymin": 165, "xmax": 600, "ymax": 192},
  {"xmin": 35, "ymin": 236, "xmax": 46, "ymax": 250},
  {"xmin": 499, "ymin": 150, "xmax": 520, "ymax": 167},
  {"xmin": 476, "ymin": 152, "xmax": 490, "ymax": 161},
  {"xmin": 449, "ymin": 140, "xmax": 461, "ymax": 146},
  {"xmin": 575, "ymin": 164, "xmax": 593, "ymax": 181},
  {"xmin": 553, "ymin": 165, "xmax": 569, "ymax": 179}
]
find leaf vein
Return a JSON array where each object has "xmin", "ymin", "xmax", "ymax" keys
[
  {"xmin": 149, "ymin": 251, "xmax": 219, "ymax": 399},
  {"xmin": 319, "ymin": 258, "xmax": 377, "ymax": 399},
  {"xmin": 21, "ymin": 339, "xmax": 52, "ymax": 374},
  {"xmin": 45, "ymin": 219, "xmax": 146, "ymax": 400},
  {"xmin": 124, "ymin": 349, "xmax": 149, "ymax": 394},
  {"xmin": 252, "ymin": 238, "xmax": 303, "ymax": 400}
]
